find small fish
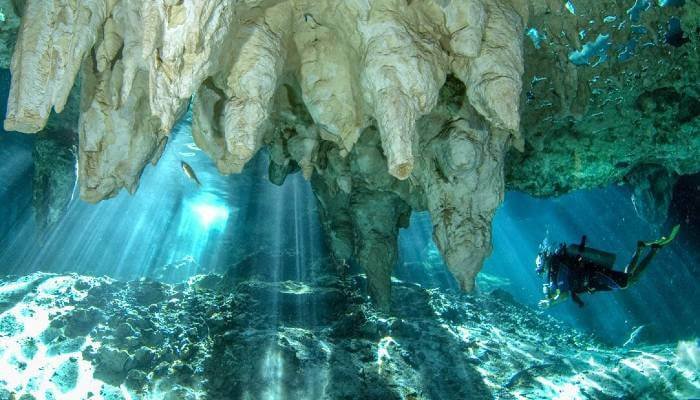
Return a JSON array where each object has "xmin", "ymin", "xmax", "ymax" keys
[{"xmin": 181, "ymin": 161, "xmax": 201, "ymax": 187}]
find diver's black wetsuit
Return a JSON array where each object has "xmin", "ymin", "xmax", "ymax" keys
[
  {"xmin": 547, "ymin": 245, "xmax": 629, "ymax": 307},
  {"xmin": 539, "ymin": 228, "xmax": 675, "ymax": 308}
]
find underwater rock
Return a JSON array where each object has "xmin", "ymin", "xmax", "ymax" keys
[
  {"xmin": 0, "ymin": 313, "xmax": 22, "ymax": 336},
  {"xmin": 127, "ymin": 280, "xmax": 169, "ymax": 306},
  {"xmin": 45, "ymin": 336, "xmax": 85, "ymax": 357},
  {"xmin": 31, "ymin": 130, "xmax": 78, "ymax": 232},
  {"xmin": 99, "ymin": 384, "xmax": 126, "ymax": 400},
  {"xmin": 507, "ymin": 0, "xmax": 700, "ymax": 195},
  {"xmin": 0, "ymin": 273, "xmax": 53, "ymax": 314},
  {"xmin": 132, "ymin": 346, "xmax": 156, "ymax": 370},
  {"xmin": 92, "ymin": 345, "xmax": 132, "ymax": 386},
  {"xmin": 0, "ymin": 271, "xmax": 697, "ymax": 399},
  {"xmin": 50, "ymin": 357, "xmax": 79, "ymax": 393},
  {"xmin": 149, "ymin": 256, "xmax": 201, "ymax": 284},
  {"xmin": 0, "ymin": 0, "xmax": 22, "ymax": 69},
  {"xmin": 19, "ymin": 338, "xmax": 37, "ymax": 360},
  {"xmin": 124, "ymin": 369, "xmax": 148, "ymax": 391},
  {"xmin": 3, "ymin": 0, "xmax": 107, "ymax": 134},
  {"xmin": 625, "ymin": 164, "xmax": 678, "ymax": 227},
  {"xmin": 54, "ymin": 306, "xmax": 104, "ymax": 338}
]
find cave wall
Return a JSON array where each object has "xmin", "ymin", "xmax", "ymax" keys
[{"xmin": 508, "ymin": 0, "xmax": 700, "ymax": 199}]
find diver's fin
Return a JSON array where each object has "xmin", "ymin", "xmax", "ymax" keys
[{"xmin": 644, "ymin": 224, "xmax": 680, "ymax": 247}]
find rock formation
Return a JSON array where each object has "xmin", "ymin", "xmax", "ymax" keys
[
  {"xmin": 0, "ymin": 1, "xmax": 22, "ymax": 69},
  {"xmin": 1, "ymin": 0, "xmax": 699, "ymax": 309},
  {"xmin": 625, "ymin": 164, "xmax": 678, "ymax": 228},
  {"xmin": 0, "ymin": 270, "xmax": 697, "ymax": 399},
  {"xmin": 31, "ymin": 129, "xmax": 78, "ymax": 232},
  {"xmin": 507, "ymin": 0, "xmax": 700, "ymax": 197}
]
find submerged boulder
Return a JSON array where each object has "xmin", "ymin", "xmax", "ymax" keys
[
  {"xmin": 0, "ymin": 272, "xmax": 696, "ymax": 399},
  {"xmin": 50, "ymin": 358, "xmax": 79, "ymax": 393}
]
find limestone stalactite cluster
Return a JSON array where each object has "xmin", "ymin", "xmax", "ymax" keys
[{"xmin": 2, "ymin": 0, "xmax": 527, "ymax": 308}]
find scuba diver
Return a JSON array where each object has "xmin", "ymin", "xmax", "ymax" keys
[{"xmin": 536, "ymin": 225, "xmax": 680, "ymax": 308}]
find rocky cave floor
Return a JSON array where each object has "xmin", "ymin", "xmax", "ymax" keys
[{"xmin": 0, "ymin": 261, "xmax": 698, "ymax": 400}]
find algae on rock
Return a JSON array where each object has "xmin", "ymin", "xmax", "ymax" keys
[{"xmin": 507, "ymin": 1, "xmax": 700, "ymax": 198}]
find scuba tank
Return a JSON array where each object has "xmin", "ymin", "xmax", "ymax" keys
[{"xmin": 565, "ymin": 235, "xmax": 616, "ymax": 269}]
